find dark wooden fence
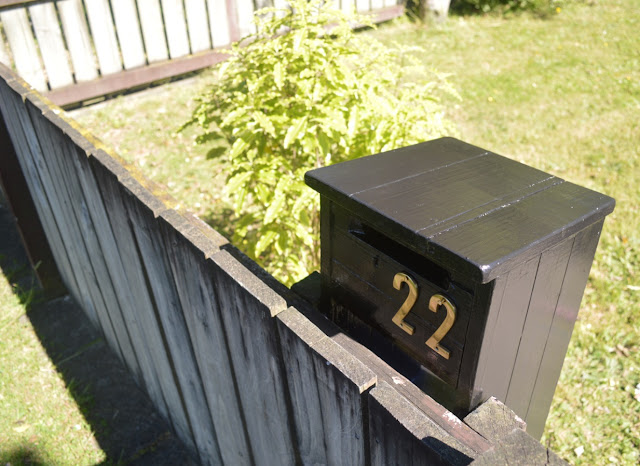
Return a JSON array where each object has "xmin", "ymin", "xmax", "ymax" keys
[
  {"xmin": 0, "ymin": 0, "xmax": 403, "ymax": 108},
  {"xmin": 0, "ymin": 64, "xmax": 566, "ymax": 464}
]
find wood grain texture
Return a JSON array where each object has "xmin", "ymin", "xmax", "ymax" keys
[
  {"xmin": 0, "ymin": 0, "xmax": 43, "ymax": 6},
  {"xmin": 277, "ymin": 306, "xmax": 377, "ymax": 465},
  {"xmin": 332, "ymin": 329, "xmax": 490, "ymax": 458},
  {"xmin": 0, "ymin": 89, "xmax": 66, "ymax": 296},
  {"xmin": 158, "ymin": 211, "xmax": 251, "ymax": 465},
  {"xmin": 327, "ymin": 201, "xmax": 472, "ymax": 386},
  {"xmin": 20, "ymin": 100, "xmax": 132, "ymax": 365},
  {"xmin": 223, "ymin": 0, "xmax": 241, "ymax": 42},
  {"xmin": 111, "ymin": 0, "xmax": 146, "ymax": 69},
  {"xmin": 463, "ymin": 280, "xmax": 505, "ymax": 410},
  {"xmin": 38, "ymin": 1, "xmax": 399, "ymax": 107},
  {"xmin": 56, "ymin": 0, "xmax": 99, "ymax": 82},
  {"xmin": 185, "ymin": 0, "xmax": 211, "ymax": 53},
  {"xmin": 137, "ymin": 0, "xmax": 170, "ymax": 62},
  {"xmin": 474, "ymin": 257, "xmax": 540, "ymax": 403},
  {"xmin": 1, "ymin": 61, "xmax": 593, "ymax": 463},
  {"xmin": 84, "ymin": 0, "xmax": 122, "ymax": 74},
  {"xmin": 0, "ymin": 8, "xmax": 47, "ymax": 90},
  {"xmin": 25, "ymin": 99, "xmax": 139, "ymax": 376},
  {"xmin": 306, "ymin": 138, "xmax": 485, "ymax": 199},
  {"xmin": 209, "ymin": 250, "xmax": 296, "ymax": 465},
  {"xmin": 524, "ymin": 221, "xmax": 605, "ymax": 439},
  {"xmin": 29, "ymin": 97, "xmax": 172, "ymax": 391},
  {"xmin": 310, "ymin": 136, "xmax": 614, "ymax": 438},
  {"xmin": 369, "ymin": 381, "xmax": 474, "ymax": 466},
  {"xmin": 462, "ymin": 397, "xmax": 526, "ymax": 444},
  {"xmin": 469, "ymin": 428, "xmax": 567, "ymax": 465},
  {"xmin": 27, "ymin": 3, "xmax": 73, "ymax": 88},
  {"xmin": 1, "ymin": 64, "xmax": 581, "ymax": 465},
  {"xmin": 89, "ymin": 151, "xmax": 196, "ymax": 454},
  {"xmin": 291, "ymin": 288, "xmax": 492, "ymax": 457},
  {"xmin": 354, "ymin": 154, "xmax": 551, "ymax": 231},
  {"xmin": 46, "ymin": 48, "xmax": 228, "ymax": 107},
  {"xmin": 161, "ymin": 0, "xmax": 191, "ymax": 58},
  {"xmin": 49, "ymin": 121, "xmax": 173, "ymax": 430},
  {"xmin": 125, "ymin": 193, "xmax": 221, "ymax": 464},
  {"xmin": 0, "ymin": 75, "xmax": 78, "ymax": 296},
  {"xmin": 180, "ymin": 210, "xmax": 229, "ymax": 249},
  {"xmin": 162, "ymin": 209, "xmax": 227, "ymax": 256},
  {"xmin": 432, "ymin": 181, "xmax": 613, "ymax": 282},
  {"xmin": 505, "ymin": 238, "xmax": 573, "ymax": 417},
  {"xmin": 0, "ymin": 80, "xmax": 101, "ymax": 328},
  {"xmin": 306, "ymin": 137, "xmax": 615, "ymax": 283}
]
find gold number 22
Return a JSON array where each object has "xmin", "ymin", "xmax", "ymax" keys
[{"xmin": 392, "ymin": 273, "xmax": 457, "ymax": 360}]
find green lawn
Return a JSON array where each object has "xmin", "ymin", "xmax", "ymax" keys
[
  {"xmin": 69, "ymin": 0, "xmax": 638, "ymax": 463},
  {"xmin": 0, "ymin": 258, "xmax": 105, "ymax": 465}
]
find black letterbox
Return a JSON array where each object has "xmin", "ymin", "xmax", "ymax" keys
[{"xmin": 305, "ymin": 137, "xmax": 615, "ymax": 438}]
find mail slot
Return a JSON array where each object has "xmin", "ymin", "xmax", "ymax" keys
[{"xmin": 304, "ymin": 137, "xmax": 615, "ymax": 438}]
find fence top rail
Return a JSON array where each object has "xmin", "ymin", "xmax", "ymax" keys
[
  {"xmin": 0, "ymin": 0, "xmax": 40, "ymax": 8},
  {"xmin": 0, "ymin": 0, "xmax": 405, "ymax": 107}
]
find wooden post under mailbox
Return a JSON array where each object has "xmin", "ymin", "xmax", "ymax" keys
[{"xmin": 304, "ymin": 137, "xmax": 615, "ymax": 439}]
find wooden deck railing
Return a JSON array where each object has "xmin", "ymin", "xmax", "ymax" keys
[{"xmin": 0, "ymin": 0, "xmax": 403, "ymax": 108}]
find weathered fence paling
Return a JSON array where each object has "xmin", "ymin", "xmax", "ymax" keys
[
  {"xmin": 0, "ymin": 93, "xmax": 66, "ymax": 296},
  {"xmin": 0, "ymin": 0, "xmax": 404, "ymax": 107},
  {"xmin": 0, "ymin": 63, "xmax": 570, "ymax": 464}
]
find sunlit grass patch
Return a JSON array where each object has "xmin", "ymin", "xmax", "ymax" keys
[{"xmin": 0, "ymin": 266, "xmax": 105, "ymax": 464}]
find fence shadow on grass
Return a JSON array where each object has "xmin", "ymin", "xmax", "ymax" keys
[{"xmin": 0, "ymin": 195, "xmax": 193, "ymax": 466}]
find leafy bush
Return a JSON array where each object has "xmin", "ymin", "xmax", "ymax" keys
[{"xmin": 184, "ymin": 0, "xmax": 457, "ymax": 285}]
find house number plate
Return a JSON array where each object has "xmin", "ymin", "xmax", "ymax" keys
[{"xmin": 392, "ymin": 272, "xmax": 457, "ymax": 360}]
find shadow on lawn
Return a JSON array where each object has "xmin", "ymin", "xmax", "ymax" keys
[
  {"xmin": 0, "ymin": 194, "xmax": 194, "ymax": 465},
  {"xmin": 1, "ymin": 446, "xmax": 48, "ymax": 466}
]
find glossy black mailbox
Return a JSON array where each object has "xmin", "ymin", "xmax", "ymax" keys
[{"xmin": 304, "ymin": 137, "xmax": 615, "ymax": 438}]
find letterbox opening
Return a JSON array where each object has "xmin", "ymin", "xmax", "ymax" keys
[
  {"xmin": 348, "ymin": 219, "xmax": 451, "ymax": 290},
  {"xmin": 303, "ymin": 137, "xmax": 615, "ymax": 438}
]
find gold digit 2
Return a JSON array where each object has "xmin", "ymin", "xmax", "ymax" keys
[
  {"xmin": 392, "ymin": 272, "xmax": 418, "ymax": 335},
  {"xmin": 426, "ymin": 294, "xmax": 456, "ymax": 360}
]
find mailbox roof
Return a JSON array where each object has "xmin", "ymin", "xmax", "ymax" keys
[{"xmin": 305, "ymin": 137, "xmax": 615, "ymax": 283}]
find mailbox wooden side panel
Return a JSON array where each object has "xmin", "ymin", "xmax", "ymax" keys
[{"xmin": 471, "ymin": 220, "xmax": 604, "ymax": 438}]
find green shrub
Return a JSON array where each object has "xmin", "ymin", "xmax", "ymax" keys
[{"xmin": 183, "ymin": 0, "xmax": 457, "ymax": 285}]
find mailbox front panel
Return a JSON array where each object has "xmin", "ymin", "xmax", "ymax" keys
[{"xmin": 325, "ymin": 203, "xmax": 475, "ymax": 387}]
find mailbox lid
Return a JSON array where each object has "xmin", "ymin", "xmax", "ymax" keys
[{"xmin": 305, "ymin": 137, "xmax": 615, "ymax": 284}]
